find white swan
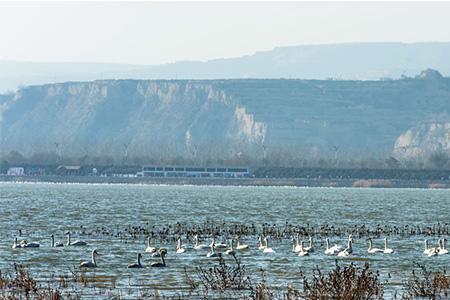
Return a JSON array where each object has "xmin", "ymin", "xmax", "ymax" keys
[
  {"xmin": 145, "ymin": 237, "xmax": 156, "ymax": 253},
  {"xmin": 324, "ymin": 238, "xmax": 341, "ymax": 255},
  {"xmin": 151, "ymin": 249, "xmax": 167, "ymax": 267},
  {"xmin": 258, "ymin": 236, "xmax": 266, "ymax": 250},
  {"xmin": 293, "ymin": 234, "xmax": 302, "ymax": 252},
  {"xmin": 176, "ymin": 237, "xmax": 185, "ymax": 254},
  {"xmin": 367, "ymin": 238, "xmax": 384, "ymax": 254},
  {"xmin": 210, "ymin": 237, "xmax": 227, "ymax": 250},
  {"xmin": 438, "ymin": 239, "xmax": 448, "ymax": 255},
  {"xmin": 291, "ymin": 237, "xmax": 298, "ymax": 253},
  {"xmin": 80, "ymin": 249, "xmax": 99, "ymax": 268},
  {"xmin": 66, "ymin": 232, "xmax": 86, "ymax": 246},
  {"xmin": 12, "ymin": 237, "xmax": 23, "ymax": 249},
  {"xmin": 298, "ymin": 240, "xmax": 309, "ymax": 257},
  {"xmin": 337, "ymin": 235, "xmax": 353, "ymax": 257},
  {"xmin": 383, "ymin": 237, "xmax": 394, "ymax": 254},
  {"xmin": 262, "ymin": 237, "xmax": 275, "ymax": 253},
  {"xmin": 193, "ymin": 235, "xmax": 208, "ymax": 250},
  {"xmin": 127, "ymin": 253, "xmax": 143, "ymax": 268},
  {"xmin": 236, "ymin": 236, "xmax": 249, "ymax": 250},
  {"xmin": 423, "ymin": 239, "xmax": 439, "ymax": 257},
  {"xmin": 225, "ymin": 239, "xmax": 236, "ymax": 256},
  {"xmin": 304, "ymin": 237, "xmax": 314, "ymax": 253},
  {"xmin": 51, "ymin": 234, "xmax": 64, "ymax": 247},
  {"xmin": 206, "ymin": 243, "xmax": 218, "ymax": 257}
]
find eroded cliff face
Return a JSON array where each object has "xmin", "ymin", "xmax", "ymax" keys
[
  {"xmin": 1, "ymin": 75, "xmax": 450, "ymax": 161},
  {"xmin": 0, "ymin": 80, "xmax": 267, "ymax": 159},
  {"xmin": 393, "ymin": 122, "xmax": 450, "ymax": 159}
]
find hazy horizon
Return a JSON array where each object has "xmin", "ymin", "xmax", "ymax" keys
[{"xmin": 2, "ymin": 2, "xmax": 450, "ymax": 65}]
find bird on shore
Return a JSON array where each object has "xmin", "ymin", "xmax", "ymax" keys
[
  {"xmin": 80, "ymin": 249, "xmax": 99, "ymax": 268},
  {"xmin": 127, "ymin": 253, "xmax": 143, "ymax": 268}
]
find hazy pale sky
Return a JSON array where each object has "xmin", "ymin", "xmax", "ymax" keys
[{"xmin": 1, "ymin": 1, "xmax": 450, "ymax": 65}]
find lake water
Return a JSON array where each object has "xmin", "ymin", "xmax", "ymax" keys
[{"xmin": 1, "ymin": 182, "xmax": 450, "ymax": 297}]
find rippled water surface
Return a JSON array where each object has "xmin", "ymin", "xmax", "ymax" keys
[{"xmin": 1, "ymin": 182, "xmax": 450, "ymax": 297}]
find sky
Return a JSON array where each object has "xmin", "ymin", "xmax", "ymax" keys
[{"xmin": 1, "ymin": 1, "xmax": 450, "ymax": 65}]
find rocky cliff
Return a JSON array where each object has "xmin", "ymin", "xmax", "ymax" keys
[{"xmin": 1, "ymin": 71, "xmax": 450, "ymax": 163}]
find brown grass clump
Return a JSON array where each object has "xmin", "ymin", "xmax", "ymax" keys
[
  {"xmin": 402, "ymin": 264, "xmax": 450, "ymax": 299},
  {"xmin": 301, "ymin": 261, "xmax": 384, "ymax": 300}
]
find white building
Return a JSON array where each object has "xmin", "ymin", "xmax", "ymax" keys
[{"xmin": 7, "ymin": 167, "xmax": 25, "ymax": 176}]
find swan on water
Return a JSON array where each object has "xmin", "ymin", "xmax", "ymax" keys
[
  {"xmin": 258, "ymin": 236, "xmax": 266, "ymax": 250},
  {"xmin": 176, "ymin": 237, "xmax": 185, "ymax": 254},
  {"xmin": 210, "ymin": 236, "xmax": 227, "ymax": 250},
  {"xmin": 145, "ymin": 237, "xmax": 156, "ymax": 253},
  {"xmin": 225, "ymin": 239, "xmax": 236, "ymax": 256},
  {"xmin": 324, "ymin": 238, "xmax": 341, "ymax": 255},
  {"xmin": 194, "ymin": 235, "xmax": 208, "ymax": 250},
  {"xmin": 367, "ymin": 238, "xmax": 384, "ymax": 254},
  {"xmin": 151, "ymin": 249, "xmax": 167, "ymax": 267},
  {"xmin": 80, "ymin": 249, "xmax": 99, "ymax": 268},
  {"xmin": 298, "ymin": 240, "xmax": 309, "ymax": 257},
  {"xmin": 127, "ymin": 253, "xmax": 143, "ymax": 268},
  {"xmin": 236, "ymin": 236, "xmax": 249, "ymax": 250},
  {"xmin": 12, "ymin": 237, "xmax": 23, "ymax": 249},
  {"xmin": 423, "ymin": 239, "xmax": 438, "ymax": 257},
  {"xmin": 262, "ymin": 237, "xmax": 275, "ymax": 253},
  {"xmin": 438, "ymin": 239, "xmax": 448, "ymax": 255},
  {"xmin": 66, "ymin": 232, "xmax": 87, "ymax": 246},
  {"xmin": 51, "ymin": 234, "xmax": 64, "ymax": 247},
  {"xmin": 337, "ymin": 235, "xmax": 353, "ymax": 257},
  {"xmin": 206, "ymin": 243, "xmax": 218, "ymax": 257},
  {"xmin": 304, "ymin": 237, "xmax": 314, "ymax": 253},
  {"xmin": 383, "ymin": 237, "xmax": 394, "ymax": 254}
]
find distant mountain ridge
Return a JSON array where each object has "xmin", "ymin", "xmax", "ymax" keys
[
  {"xmin": 1, "ymin": 70, "xmax": 450, "ymax": 164},
  {"xmin": 2, "ymin": 42, "xmax": 450, "ymax": 92}
]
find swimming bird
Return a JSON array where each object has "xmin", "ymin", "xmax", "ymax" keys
[
  {"xmin": 225, "ymin": 239, "xmax": 236, "ymax": 256},
  {"xmin": 236, "ymin": 236, "xmax": 249, "ymax": 250},
  {"xmin": 51, "ymin": 234, "xmax": 64, "ymax": 247},
  {"xmin": 127, "ymin": 253, "xmax": 143, "ymax": 268},
  {"xmin": 298, "ymin": 240, "xmax": 309, "ymax": 257},
  {"xmin": 367, "ymin": 238, "xmax": 384, "ymax": 254},
  {"xmin": 193, "ymin": 235, "xmax": 208, "ymax": 250},
  {"xmin": 324, "ymin": 238, "xmax": 341, "ymax": 255},
  {"xmin": 262, "ymin": 237, "xmax": 275, "ymax": 253},
  {"xmin": 258, "ymin": 236, "xmax": 266, "ymax": 250},
  {"xmin": 66, "ymin": 232, "xmax": 87, "ymax": 246},
  {"xmin": 80, "ymin": 249, "xmax": 99, "ymax": 268},
  {"xmin": 438, "ymin": 239, "xmax": 448, "ymax": 255},
  {"xmin": 145, "ymin": 237, "xmax": 156, "ymax": 253},
  {"xmin": 176, "ymin": 237, "xmax": 185, "ymax": 254},
  {"xmin": 383, "ymin": 237, "xmax": 394, "ymax": 254},
  {"xmin": 337, "ymin": 235, "xmax": 353, "ymax": 257},
  {"xmin": 304, "ymin": 237, "xmax": 314, "ymax": 253},
  {"xmin": 151, "ymin": 249, "xmax": 167, "ymax": 267},
  {"xmin": 210, "ymin": 236, "xmax": 227, "ymax": 250},
  {"xmin": 423, "ymin": 239, "xmax": 439, "ymax": 257},
  {"xmin": 12, "ymin": 237, "xmax": 23, "ymax": 249},
  {"xmin": 206, "ymin": 243, "xmax": 218, "ymax": 257}
]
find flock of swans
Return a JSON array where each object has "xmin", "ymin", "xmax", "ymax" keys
[{"xmin": 10, "ymin": 230, "xmax": 450, "ymax": 269}]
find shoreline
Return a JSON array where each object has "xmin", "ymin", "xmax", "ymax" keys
[{"xmin": 1, "ymin": 175, "xmax": 449, "ymax": 189}]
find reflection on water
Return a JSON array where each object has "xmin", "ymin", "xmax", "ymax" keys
[{"xmin": 0, "ymin": 182, "xmax": 449, "ymax": 296}]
